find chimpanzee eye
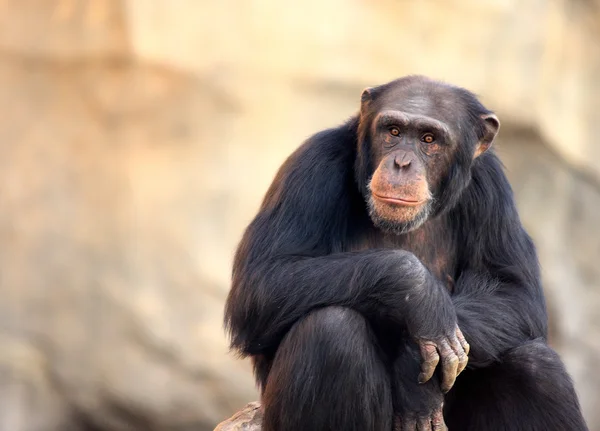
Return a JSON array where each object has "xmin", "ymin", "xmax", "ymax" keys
[
  {"xmin": 422, "ymin": 133, "xmax": 435, "ymax": 144},
  {"xmin": 389, "ymin": 127, "xmax": 400, "ymax": 137}
]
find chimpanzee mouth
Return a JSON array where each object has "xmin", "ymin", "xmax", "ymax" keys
[
  {"xmin": 371, "ymin": 193, "xmax": 427, "ymax": 207},
  {"xmin": 367, "ymin": 195, "xmax": 433, "ymax": 235}
]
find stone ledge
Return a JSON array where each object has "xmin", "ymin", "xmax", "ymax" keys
[{"xmin": 214, "ymin": 402, "xmax": 262, "ymax": 431}]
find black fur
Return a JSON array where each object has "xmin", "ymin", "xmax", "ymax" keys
[{"xmin": 224, "ymin": 76, "xmax": 587, "ymax": 431}]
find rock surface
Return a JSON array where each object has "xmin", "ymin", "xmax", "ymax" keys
[
  {"xmin": 0, "ymin": 1, "xmax": 598, "ymax": 431},
  {"xmin": 213, "ymin": 403, "xmax": 262, "ymax": 431}
]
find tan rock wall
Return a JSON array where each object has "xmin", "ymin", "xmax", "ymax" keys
[{"xmin": 0, "ymin": 1, "xmax": 597, "ymax": 430}]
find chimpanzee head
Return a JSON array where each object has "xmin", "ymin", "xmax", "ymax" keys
[{"xmin": 355, "ymin": 75, "xmax": 500, "ymax": 235}]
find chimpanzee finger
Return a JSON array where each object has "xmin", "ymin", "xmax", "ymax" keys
[
  {"xmin": 418, "ymin": 341, "xmax": 440, "ymax": 384},
  {"xmin": 439, "ymin": 339, "xmax": 459, "ymax": 393},
  {"xmin": 449, "ymin": 335, "xmax": 468, "ymax": 375},
  {"xmin": 402, "ymin": 417, "xmax": 417, "ymax": 431},
  {"xmin": 416, "ymin": 418, "xmax": 430, "ymax": 431},
  {"xmin": 432, "ymin": 409, "xmax": 446, "ymax": 430},
  {"xmin": 456, "ymin": 327, "xmax": 470, "ymax": 355}
]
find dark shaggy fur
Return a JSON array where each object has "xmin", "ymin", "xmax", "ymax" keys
[{"xmin": 224, "ymin": 76, "xmax": 587, "ymax": 431}]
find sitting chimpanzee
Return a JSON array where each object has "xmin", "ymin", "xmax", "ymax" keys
[{"xmin": 224, "ymin": 76, "xmax": 588, "ymax": 431}]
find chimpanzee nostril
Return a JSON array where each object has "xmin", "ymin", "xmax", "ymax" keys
[{"xmin": 394, "ymin": 154, "xmax": 412, "ymax": 169}]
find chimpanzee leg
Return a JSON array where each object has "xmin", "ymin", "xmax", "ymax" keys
[
  {"xmin": 444, "ymin": 340, "xmax": 587, "ymax": 431},
  {"xmin": 261, "ymin": 306, "xmax": 393, "ymax": 431}
]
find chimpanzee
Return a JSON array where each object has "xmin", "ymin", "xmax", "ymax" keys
[{"xmin": 224, "ymin": 76, "xmax": 588, "ymax": 431}]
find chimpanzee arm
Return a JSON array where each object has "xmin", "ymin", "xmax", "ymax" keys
[
  {"xmin": 451, "ymin": 154, "xmax": 548, "ymax": 368},
  {"xmin": 453, "ymin": 271, "xmax": 546, "ymax": 368},
  {"xmin": 225, "ymin": 123, "xmax": 456, "ymax": 357}
]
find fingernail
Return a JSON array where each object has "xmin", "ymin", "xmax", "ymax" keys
[{"xmin": 418, "ymin": 373, "xmax": 426, "ymax": 384}]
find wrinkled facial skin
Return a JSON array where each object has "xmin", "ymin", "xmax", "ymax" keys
[
  {"xmin": 366, "ymin": 109, "xmax": 453, "ymax": 234},
  {"xmin": 359, "ymin": 77, "xmax": 496, "ymax": 235}
]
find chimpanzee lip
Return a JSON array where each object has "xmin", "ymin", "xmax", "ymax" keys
[{"xmin": 372, "ymin": 192, "xmax": 425, "ymax": 207}]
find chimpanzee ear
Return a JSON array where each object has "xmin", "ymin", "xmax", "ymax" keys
[
  {"xmin": 474, "ymin": 114, "xmax": 500, "ymax": 158},
  {"xmin": 361, "ymin": 87, "xmax": 374, "ymax": 104},
  {"xmin": 360, "ymin": 85, "xmax": 384, "ymax": 109},
  {"xmin": 360, "ymin": 85, "xmax": 385, "ymax": 112},
  {"xmin": 360, "ymin": 87, "xmax": 373, "ymax": 103}
]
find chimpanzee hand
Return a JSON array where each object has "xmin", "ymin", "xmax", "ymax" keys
[
  {"xmin": 382, "ymin": 251, "xmax": 470, "ymax": 393},
  {"xmin": 417, "ymin": 327, "xmax": 469, "ymax": 393}
]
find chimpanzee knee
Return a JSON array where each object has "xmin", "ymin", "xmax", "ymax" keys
[
  {"xmin": 445, "ymin": 340, "xmax": 587, "ymax": 431},
  {"xmin": 262, "ymin": 306, "xmax": 392, "ymax": 431}
]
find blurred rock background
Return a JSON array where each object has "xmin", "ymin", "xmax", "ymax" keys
[{"xmin": 0, "ymin": 0, "xmax": 598, "ymax": 430}]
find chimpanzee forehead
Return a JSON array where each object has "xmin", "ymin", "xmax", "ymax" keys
[{"xmin": 375, "ymin": 78, "xmax": 466, "ymax": 126}]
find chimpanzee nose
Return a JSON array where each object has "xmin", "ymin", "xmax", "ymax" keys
[{"xmin": 394, "ymin": 153, "xmax": 412, "ymax": 170}]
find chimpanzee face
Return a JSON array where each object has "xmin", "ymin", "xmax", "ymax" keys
[{"xmin": 358, "ymin": 76, "xmax": 499, "ymax": 234}]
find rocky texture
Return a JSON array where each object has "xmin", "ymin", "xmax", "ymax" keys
[
  {"xmin": 213, "ymin": 403, "xmax": 262, "ymax": 431},
  {"xmin": 0, "ymin": 58, "xmax": 255, "ymax": 430},
  {"xmin": 0, "ymin": 1, "xmax": 597, "ymax": 431}
]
